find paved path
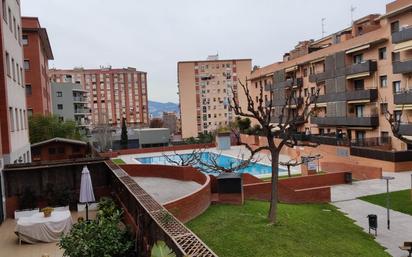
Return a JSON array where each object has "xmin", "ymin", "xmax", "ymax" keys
[
  {"xmin": 332, "ymin": 171, "xmax": 412, "ymax": 257},
  {"xmin": 132, "ymin": 177, "xmax": 201, "ymax": 204},
  {"xmin": 334, "ymin": 200, "xmax": 412, "ymax": 257},
  {"xmin": 332, "ymin": 171, "xmax": 412, "ymax": 202}
]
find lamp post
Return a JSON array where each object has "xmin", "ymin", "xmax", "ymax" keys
[{"xmin": 382, "ymin": 176, "xmax": 395, "ymax": 230}]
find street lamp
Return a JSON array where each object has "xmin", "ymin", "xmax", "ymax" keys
[{"xmin": 382, "ymin": 176, "xmax": 395, "ymax": 230}]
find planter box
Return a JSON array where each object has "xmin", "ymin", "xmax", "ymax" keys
[{"xmin": 14, "ymin": 208, "xmax": 39, "ymax": 220}]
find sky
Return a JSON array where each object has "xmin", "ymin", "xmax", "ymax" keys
[{"xmin": 22, "ymin": 0, "xmax": 391, "ymax": 103}]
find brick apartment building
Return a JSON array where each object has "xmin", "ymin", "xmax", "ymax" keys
[
  {"xmin": 49, "ymin": 67, "xmax": 149, "ymax": 127},
  {"xmin": 249, "ymin": 0, "xmax": 412, "ymax": 153},
  {"xmin": 0, "ymin": 0, "xmax": 31, "ymax": 165},
  {"xmin": 178, "ymin": 55, "xmax": 251, "ymax": 138},
  {"xmin": 22, "ymin": 17, "xmax": 53, "ymax": 116},
  {"xmin": 162, "ymin": 111, "xmax": 178, "ymax": 135}
]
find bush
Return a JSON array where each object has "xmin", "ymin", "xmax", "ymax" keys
[{"xmin": 59, "ymin": 198, "xmax": 133, "ymax": 257}]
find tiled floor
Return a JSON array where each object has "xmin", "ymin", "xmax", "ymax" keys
[{"xmin": 0, "ymin": 210, "xmax": 96, "ymax": 257}]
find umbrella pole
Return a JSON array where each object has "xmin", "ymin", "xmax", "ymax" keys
[{"xmin": 86, "ymin": 202, "xmax": 89, "ymax": 221}]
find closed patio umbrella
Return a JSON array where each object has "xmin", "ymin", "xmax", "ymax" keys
[{"xmin": 79, "ymin": 166, "xmax": 95, "ymax": 220}]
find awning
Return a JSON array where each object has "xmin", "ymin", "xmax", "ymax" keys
[
  {"xmin": 395, "ymin": 104, "xmax": 412, "ymax": 110},
  {"xmin": 347, "ymin": 99, "xmax": 371, "ymax": 104},
  {"xmin": 345, "ymin": 44, "xmax": 370, "ymax": 54},
  {"xmin": 346, "ymin": 127, "xmax": 375, "ymax": 130},
  {"xmin": 312, "ymin": 103, "xmax": 327, "ymax": 107},
  {"xmin": 346, "ymin": 72, "xmax": 370, "ymax": 80},
  {"xmin": 285, "ymin": 65, "xmax": 298, "ymax": 73},
  {"xmin": 393, "ymin": 40, "xmax": 412, "ymax": 52},
  {"xmin": 310, "ymin": 57, "xmax": 325, "ymax": 64}
]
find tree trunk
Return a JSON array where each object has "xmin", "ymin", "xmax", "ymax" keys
[
  {"xmin": 267, "ymin": 137, "xmax": 279, "ymax": 224},
  {"xmin": 287, "ymin": 165, "xmax": 291, "ymax": 177}
]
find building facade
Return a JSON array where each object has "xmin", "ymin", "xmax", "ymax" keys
[
  {"xmin": 51, "ymin": 82, "xmax": 91, "ymax": 133},
  {"xmin": 249, "ymin": 0, "xmax": 412, "ymax": 152},
  {"xmin": 22, "ymin": 17, "xmax": 53, "ymax": 116},
  {"xmin": 178, "ymin": 56, "xmax": 252, "ymax": 138},
  {"xmin": 0, "ymin": 0, "xmax": 30, "ymax": 164},
  {"xmin": 162, "ymin": 111, "xmax": 178, "ymax": 135},
  {"xmin": 49, "ymin": 67, "xmax": 149, "ymax": 127}
]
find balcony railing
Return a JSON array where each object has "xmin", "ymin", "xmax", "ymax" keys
[
  {"xmin": 392, "ymin": 26, "xmax": 412, "ymax": 44},
  {"xmin": 393, "ymin": 60, "xmax": 412, "ymax": 74},
  {"xmin": 311, "ymin": 116, "xmax": 379, "ymax": 127},
  {"xmin": 308, "ymin": 70, "xmax": 332, "ymax": 83},
  {"xmin": 346, "ymin": 88, "xmax": 378, "ymax": 102},
  {"xmin": 399, "ymin": 123, "xmax": 412, "ymax": 136},
  {"xmin": 346, "ymin": 60, "xmax": 377, "ymax": 76},
  {"xmin": 394, "ymin": 90, "xmax": 412, "ymax": 104},
  {"xmin": 73, "ymin": 96, "xmax": 88, "ymax": 102},
  {"xmin": 74, "ymin": 108, "xmax": 90, "ymax": 114}
]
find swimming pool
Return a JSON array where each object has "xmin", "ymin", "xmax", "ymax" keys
[{"xmin": 136, "ymin": 152, "xmax": 287, "ymax": 176}]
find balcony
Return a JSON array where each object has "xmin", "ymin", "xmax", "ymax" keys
[
  {"xmin": 393, "ymin": 60, "xmax": 412, "ymax": 74},
  {"xmin": 350, "ymin": 147, "xmax": 412, "ymax": 162},
  {"xmin": 394, "ymin": 90, "xmax": 412, "ymax": 104},
  {"xmin": 73, "ymin": 96, "xmax": 88, "ymax": 103},
  {"xmin": 346, "ymin": 89, "xmax": 378, "ymax": 102},
  {"xmin": 74, "ymin": 108, "xmax": 90, "ymax": 115},
  {"xmin": 271, "ymin": 116, "xmax": 304, "ymax": 124},
  {"xmin": 392, "ymin": 27, "xmax": 412, "ymax": 44},
  {"xmin": 308, "ymin": 71, "xmax": 332, "ymax": 83},
  {"xmin": 311, "ymin": 116, "xmax": 379, "ymax": 127},
  {"xmin": 346, "ymin": 60, "xmax": 377, "ymax": 77},
  {"xmin": 399, "ymin": 123, "xmax": 412, "ymax": 136}
]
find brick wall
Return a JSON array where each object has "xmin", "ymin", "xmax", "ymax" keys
[
  {"xmin": 321, "ymin": 162, "xmax": 382, "ymax": 180},
  {"xmin": 120, "ymin": 164, "xmax": 211, "ymax": 222}
]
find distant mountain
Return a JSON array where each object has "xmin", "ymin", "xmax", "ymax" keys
[{"xmin": 148, "ymin": 101, "xmax": 179, "ymax": 118}]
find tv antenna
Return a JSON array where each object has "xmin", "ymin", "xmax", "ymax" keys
[
  {"xmin": 321, "ymin": 18, "xmax": 326, "ymax": 38},
  {"xmin": 350, "ymin": 5, "xmax": 356, "ymax": 24}
]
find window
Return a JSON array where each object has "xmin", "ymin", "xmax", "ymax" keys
[
  {"xmin": 72, "ymin": 145, "xmax": 81, "ymax": 153},
  {"xmin": 57, "ymin": 104, "xmax": 63, "ymax": 110},
  {"xmin": 355, "ymin": 105, "xmax": 364, "ymax": 117},
  {"xmin": 378, "ymin": 47, "xmax": 387, "ymax": 60},
  {"xmin": 5, "ymin": 52, "xmax": 10, "ymax": 76},
  {"xmin": 356, "ymin": 131, "xmax": 365, "ymax": 141},
  {"xmin": 9, "ymin": 107, "xmax": 13, "ymax": 131},
  {"xmin": 27, "ymin": 108, "xmax": 33, "ymax": 117},
  {"xmin": 391, "ymin": 21, "xmax": 399, "ymax": 33},
  {"xmin": 57, "ymin": 147, "xmax": 65, "ymax": 154},
  {"xmin": 354, "ymin": 80, "xmax": 364, "ymax": 90},
  {"xmin": 19, "ymin": 109, "xmax": 22, "ymax": 130},
  {"xmin": 57, "ymin": 91, "xmax": 62, "ymax": 97},
  {"xmin": 23, "ymin": 60, "xmax": 30, "ymax": 70},
  {"xmin": 353, "ymin": 54, "xmax": 363, "ymax": 64},
  {"xmin": 13, "ymin": 16, "xmax": 16, "ymax": 39},
  {"xmin": 15, "ymin": 108, "xmax": 18, "ymax": 130},
  {"xmin": 379, "ymin": 75, "xmax": 387, "ymax": 88},
  {"xmin": 11, "ymin": 58, "xmax": 15, "ymax": 80},
  {"xmin": 48, "ymin": 148, "xmax": 56, "ymax": 155},
  {"xmin": 25, "ymin": 84, "xmax": 32, "ymax": 95},
  {"xmin": 16, "ymin": 63, "xmax": 19, "ymax": 84},
  {"xmin": 392, "ymin": 52, "xmax": 400, "ymax": 62},
  {"xmin": 303, "ymin": 68, "xmax": 308, "ymax": 77},
  {"xmin": 22, "ymin": 35, "xmax": 28, "ymax": 45},
  {"xmin": 380, "ymin": 103, "xmax": 388, "ymax": 115},
  {"xmin": 23, "ymin": 110, "xmax": 26, "ymax": 129},
  {"xmin": 7, "ymin": 8, "xmax": 11, "ymax": 31},
  {"xmin": 393, "ymin": 81, "xmax": 401, "ymax": 94},
  {"xmin": 2, "ymin": 0, "xmax": 6, "ymax": 22}
]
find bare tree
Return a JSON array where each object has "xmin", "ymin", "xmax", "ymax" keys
[
  {"xmin": 226, "ymin": 78, "xmax": 319, "ymax": 223},
  {"xmin": 382, "ymin": 104, "xmax": 412, "ymax": 145},
  {"xmin": 279, "ymin": 154, "xmax": 322, "ymax": 177},
  {"xmin": 94, "ymin": 112, "xmax": 113, "ymax": 152},
  {"xmin": 162, "ymin": 149, "xmax": 203, "ymax": 166}
]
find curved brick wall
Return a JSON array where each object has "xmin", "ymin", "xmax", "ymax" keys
[{"xmin": 120, "ymin": 164, "xmax": 211, "ymax": 222}]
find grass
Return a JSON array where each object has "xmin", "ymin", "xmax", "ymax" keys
[
  {"xmin": 360, "ymin": 189, "xmax": 412, "ymax": 215},
  {"xmin": 111, "ymin": 158, "xmax": 126, "ymax": 164},
  {"xmin": 187, "ymin": 201, "xmax": 390, "ymax": 257}
]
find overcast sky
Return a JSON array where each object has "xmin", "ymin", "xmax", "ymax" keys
[{"xmin": 22, "ymin": 0, "xmax": 390, "ymax": 103}]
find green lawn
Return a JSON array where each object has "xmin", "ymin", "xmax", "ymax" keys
[
  {"xmin": 360, "ymin": 189, "xmax": 412, "ymax": 215},
  {"xmin": 112, "ymin": 158, "xmax": 126, "ymax": 164},
  {"xmin": 187, "ymin": 201, "xmax": 390, "ymax": 257}
]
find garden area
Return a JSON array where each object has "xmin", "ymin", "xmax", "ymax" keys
[
  {"xmin": 360, "ymin": 189, "xmax": 412, "ymax": 215},
  {"xmin": 187, "ymin": 201, "xmax": 391, "ymax": 257}
]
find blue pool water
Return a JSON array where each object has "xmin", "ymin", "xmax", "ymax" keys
[{"xmin": 136, "ymin": 152, "xmax": 286, "ymax": 176}]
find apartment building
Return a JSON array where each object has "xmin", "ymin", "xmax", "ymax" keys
[
  {"xmin": 250, "ymin": 0, "xmax": 412, "ymax": 154},
  {"xmin": 162, "ymin": 111, "xmax": 178, "ymax": 135},
  {"xmin": 51, "ymin": 82, "xmax": 90, "ymax": 134},
  {"xmin": 0, "ymin": 0, "xmax": 30, "ymax": 164},
  {"xmin": 22, "ymin": 17, "xmax": 53, "ymax": 116},
  {"xmin": 178, "ymin": 56, "xmax": 252, "ymax": 138},
  {"xmin": 49, "ymin": 67, "xmax": 149, "ymax": 127}
]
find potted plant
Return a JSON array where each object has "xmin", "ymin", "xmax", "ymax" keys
[{"xmin": 41, "ymin": 207, "xmax": 54, "ymax": 217}]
